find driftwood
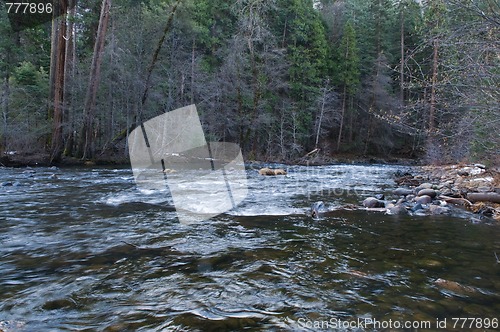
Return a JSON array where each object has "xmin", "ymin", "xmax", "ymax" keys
[
  {"xmin": 438, "ymin": 195, "xmax": 472, "ymax": 206},
  {"xmin": 304, "ymin": 148, "xmax": 320, "ymax": 157},
  {"xmin": 394, "ymin": 175, "xmax": 422, "ymax": 186},
  {"xmin": 259, "ymin": 167, "xmax": 287, "ymax": 176},
  {"xmin": 467, "ymin": 192, "xmax": 500, "ymax": 204}
]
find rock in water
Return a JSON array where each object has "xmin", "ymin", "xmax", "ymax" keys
[
  {"xmin": 386, "ymin": 204, "xmax": 408, "ymax": 215},
  {"xmin": 414, "ymin": 195, "xmax": 432, "ymax": 204},
  {"xmin": 429, "ymin": 204, "xmax": 450, "ymax": 215},
  {"xmin": 434, "ymin": 278, "xmax": 478, "ymax": 295},
  {"xmin": 258, "ymin": 167, "xmax": 287, "ymax": 176},
  {"xmin": 417, "ymin": 189, "xmax": 437, "ymax": 198},
  {"xmin": 411, "ymin": 203, "xmax": 424, "ymax": 212},
  {"xmin": 394, "ymin": 188, "xmax": 413, "ymax": 196},
  {"xmin": 363, "ymin": 197, "xmax": 385, "ymax": 208},
  {"xmin": 311, "ymin": 201, "xmax": 325, "ymax": 219}
]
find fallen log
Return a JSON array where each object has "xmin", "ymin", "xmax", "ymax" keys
[
  {"xmin": 467, "ymin": 192, "xmax": 500, "ymax": 204},
  {"xmin": 438, "ymin": 195, "xmax": 472, "ymax": 207},
  {"xmin": 258, "ymin": 167, "xmax": 287, "ymax": 176}
]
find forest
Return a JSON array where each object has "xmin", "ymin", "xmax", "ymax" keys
[{"xmin": 0, "ymin": 0, "xmax": 499, "ymax": 165}]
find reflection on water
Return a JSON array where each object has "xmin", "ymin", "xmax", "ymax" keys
[{"xmin": 1, "ymin": 165, "xmax": 499, "ymax": 331}]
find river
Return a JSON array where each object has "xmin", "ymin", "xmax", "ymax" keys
[{"xmin": 1, "ymin": 164, "xmax": 499, "ymax": 331}]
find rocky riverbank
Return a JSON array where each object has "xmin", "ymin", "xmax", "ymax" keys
[{"xmin": 394, "ymin": 164, "xmax": 500, "ymax": 222}]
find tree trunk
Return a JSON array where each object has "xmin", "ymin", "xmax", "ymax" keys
[
  {"xmin": 49, "ymin": 0, "xmax": 69, "ymax": 163},
  {"xmin": 315, "ymin": 85, "xmax": 328, "ymax": 148},
  {"xmin": 63, "ymin": 0, "xmax": 77, "ymax": 157},
  {"xmin": 399, "ymin": 5, "xmax": 405, "ymax": 106},
  {"xmin": 78, "ymin": 0, "xmax": 111, "ymax": 160},
  {"xmin": 348, "ymin": 95, "xmax": 355, "ymax": 144},
  {"xmin": 191, "ymin": 37, "xmax": 195, "ymax": 104},
  {"xmin": 1, "ymin": 73, "xmax": 9, "ymax": 153},
  {"xmin": 429, "ymin": 38, "xmax": 438, "ymax": 136},
  {"xmin": 337, "ymin": 85, "xmax": 347, "ymax": 151}
]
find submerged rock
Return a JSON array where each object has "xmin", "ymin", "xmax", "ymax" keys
[{"xmin": 434, "ymin": 278, "xmax": 479, "ymax": 295}]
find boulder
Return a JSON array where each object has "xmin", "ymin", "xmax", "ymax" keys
[
  {"xmin": 394, "ymin": 188, "xmax": 413, "ymax": 196},
  {"xmin": 417, "ymin": 188, "xmax": 437, "ymax": 198},
  {"xmin": 386, "ymin": 204, "xmax": 408, "ymax": 215},
  {"xmin": 363, "ymin": 197, "xmax": 385, "ymax": 208},
  {"xmin": 411, "ymin": 203, "xmax": 424, "ymax": 212},
  {"xmin": 429, "ymin": 204, "xmax": 450, "ymax": 215},
  {"xmin": 414, "ymin": 195, "xmax": 432, "ymax": 204},
  {"xmin": 415, "ymin": 183, "xmax": 433, "ymax": 191}
]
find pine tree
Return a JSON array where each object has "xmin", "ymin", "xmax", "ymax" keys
[{"xmin": 335, "ymin": 20, "xmax": 359, "ymax": 151}]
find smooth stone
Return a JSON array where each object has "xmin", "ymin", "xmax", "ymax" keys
[
  {"xmin": 415, "ymin": 195, "xmax": 432, "ymax": 204},
  {"xmin": 416, "ymin": 183, "xmax": 433, "ymax": 191},
  {"xmin": 394, "ymin": 188, "xmax": 413, "ymax": 196},
  {"xmin": 363, "ymin": 197, "xmax": 385, "ymax": 208},
  {"xmin": 386, "ymin": 204, "xmax": 408, "ymax": 215},
  {"xmin": 411, "ymin": 203, "xmax": 424, "ymax": 212},
  {"xmin": 429, "ymin": 204, "xmax": 450, "ymax": 215},
  {"xmin": 417, "ymin": 188, "xmax": 437, "ymax": 198}
]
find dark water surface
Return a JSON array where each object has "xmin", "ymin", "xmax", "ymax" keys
[{"xmin": 1, "ymin": 165, "xmax": 499, "ymax": 331}]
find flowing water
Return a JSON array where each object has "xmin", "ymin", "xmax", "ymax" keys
[{"xmin": 1, "ymin": 164, "xmax": 499, "ymax": 331}]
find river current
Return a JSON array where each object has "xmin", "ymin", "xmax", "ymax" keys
[{"xmin": 1, "ymin": 164, "xmax": 499, "ymax": 331}]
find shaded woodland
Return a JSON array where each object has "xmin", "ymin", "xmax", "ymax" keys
[{"xmin": 0, "ymin": 0, "xmax": 499, "ymax": 165}]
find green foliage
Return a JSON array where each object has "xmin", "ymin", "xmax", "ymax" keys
[
  {"xmin": 0, "ymin": 0, "xmax": 497, "ymax": 163},
  {"xmin": 335, "ymin": 21, "xmax": 360, "ymax": 94},
  {"xmin": 279, "ymin": 0, "xmax": 329, "ymax": 101}
]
